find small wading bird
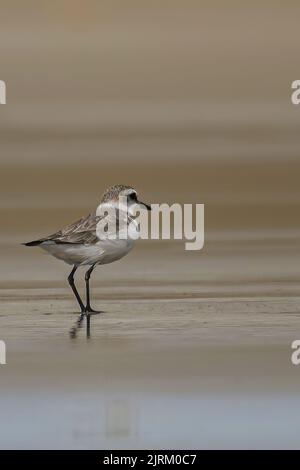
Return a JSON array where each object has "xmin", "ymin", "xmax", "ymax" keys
[{"xmin": 24, "ymin": 185, "xmax": 151, "ymax": 336}]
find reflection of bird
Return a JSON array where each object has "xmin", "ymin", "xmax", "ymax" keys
[{"xmin": 24, "ymin": 185, "xmax": 151, "ymax": 314}]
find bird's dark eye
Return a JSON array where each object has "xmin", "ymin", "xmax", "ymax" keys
[{"xmin": 128, "ymin": 193, "xmax": 137, "ymax": 201}]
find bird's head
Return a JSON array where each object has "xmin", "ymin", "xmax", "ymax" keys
[{"xmin": 100, "ymin": 184, "xmax": 151, "ymax": 214}]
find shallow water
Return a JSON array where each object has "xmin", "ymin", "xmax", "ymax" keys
[
  {"xmin": 2, "ymin": 391, "xmax": 300, "ymax": 449},
  {"xmin": 1, "ymin": 257, "xmax": 300, "ymax": 449}
]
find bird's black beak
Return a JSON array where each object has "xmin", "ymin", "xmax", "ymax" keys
[{"xmin": 139, "ymin": 201, "xmax": 152, "ymax": 211}]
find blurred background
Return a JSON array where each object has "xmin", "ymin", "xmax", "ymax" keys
[
  {"xmin": 1, "ymin": 0, "xmax": 300, "ymax": 450},
  {"xmin": 1, "ymin": 0, "xmax": 300, "ymax": 289}
]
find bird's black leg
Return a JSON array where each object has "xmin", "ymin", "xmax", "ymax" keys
[
  {"xmin": 85, "ymin": 264, "xmax": 101, "ymax": 313},
  {"xmin": 68, "ymin": 265, "xmax": 85, "ymax": 313}
]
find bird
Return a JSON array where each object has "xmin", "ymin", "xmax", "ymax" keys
[{"xmin": 24, "ymin": 184, "xmax": 151, "ymax": 315}]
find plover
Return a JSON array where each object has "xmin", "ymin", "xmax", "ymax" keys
[{"xmin": 24, "ymin": 184, "xmax": 151, "ymax": 314}]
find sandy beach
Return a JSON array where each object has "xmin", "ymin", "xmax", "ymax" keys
[{"xmin": 1, "ymin": 237, "xmax": 300, "ymax": 449}]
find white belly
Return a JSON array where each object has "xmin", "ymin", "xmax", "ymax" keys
[{"xmin": 41, "ymin": 239, "xmax": 134, "ymax": 266}]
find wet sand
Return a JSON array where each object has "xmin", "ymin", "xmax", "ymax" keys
[
  {"xmin": 1, "ymin": 239, "xmax": 300, "ymax": 449},
  {"xmin": 2, "ymin": 294, "xmax": 300, "ymax": 449}
]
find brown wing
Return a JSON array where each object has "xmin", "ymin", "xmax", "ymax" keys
[
  {"xmin": 25, "ymin": 208, "xmax": 133, "ymax": 247},
  {"xmin": 48, "ymin": 212, "xmax": 101, "ymax": 245}
]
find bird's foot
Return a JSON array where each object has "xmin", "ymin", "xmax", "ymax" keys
[{"xmin": 84, "ymin": 306, "xmax": 102, "ymax": 315}]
